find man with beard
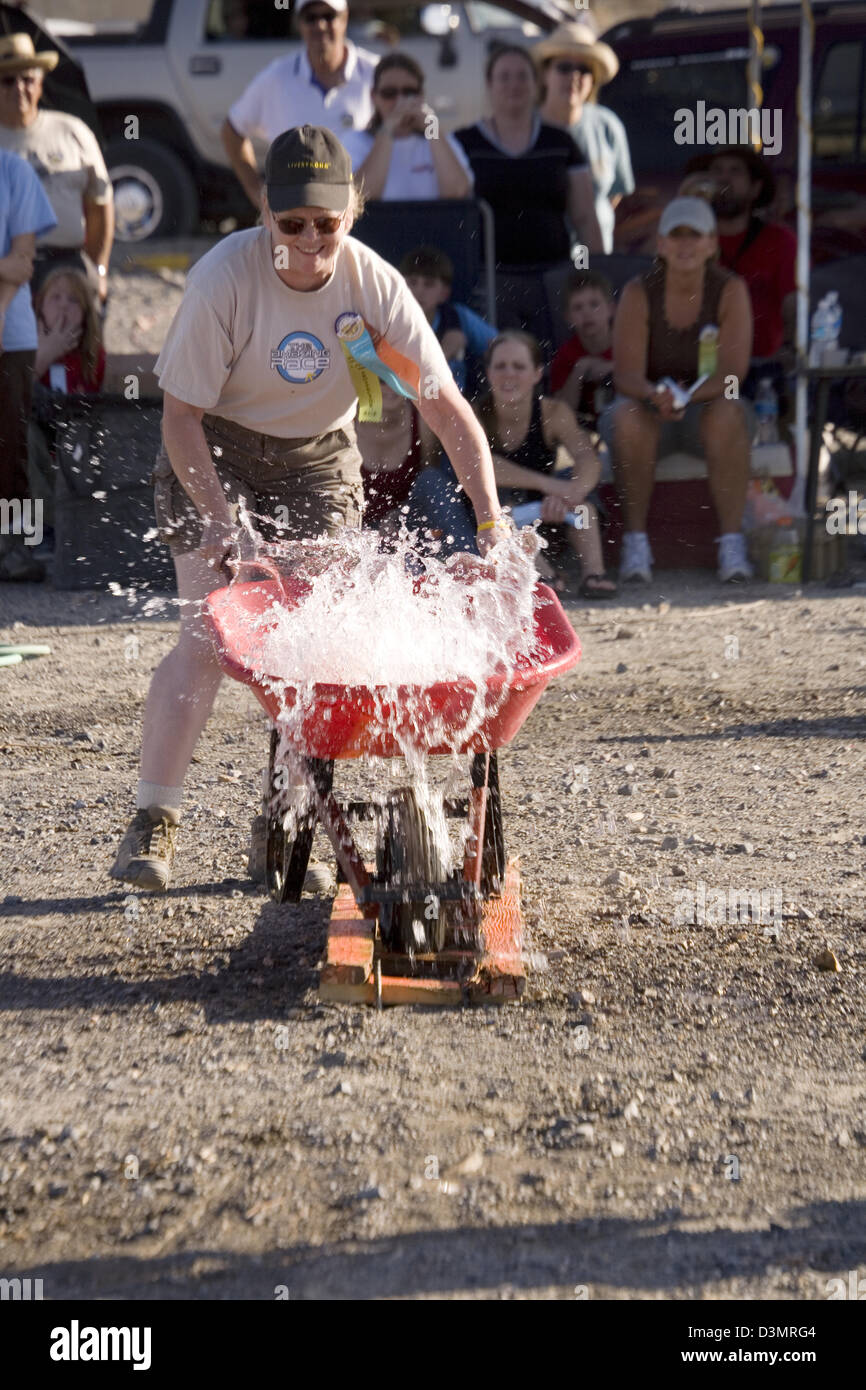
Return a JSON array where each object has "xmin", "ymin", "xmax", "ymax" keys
[{"xmin": 685, "ymin": 144, "xmax": 795, "ymax": 363}]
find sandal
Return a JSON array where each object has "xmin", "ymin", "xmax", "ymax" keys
[{"xmin": 579, "ymin": 572, "xmax": 618, "ymax": 599}]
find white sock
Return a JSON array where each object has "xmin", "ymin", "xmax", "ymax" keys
[
  {"xmin": 624, "ymin": 530, "xmax": 648, "ymax": 540},
  {"xmin": 136, "ymin": 781, "xmax": 183, "ymax": 818}
]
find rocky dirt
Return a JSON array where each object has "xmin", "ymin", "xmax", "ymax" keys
[
  {"xmin": 0, "ymin": 250, "xmax": 864, "ymax": 1301},
  {"xmin": 1, "ymin": 570, "xmax": 865, "ymax": 1301}
]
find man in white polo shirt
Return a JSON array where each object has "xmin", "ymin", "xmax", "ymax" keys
[{"xmin": 221, "ymin": 0, "xmax": 377, "ymax": 209}]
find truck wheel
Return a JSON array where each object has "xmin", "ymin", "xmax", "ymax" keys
[{"xmin": 106, "ymin": 138, "xmax": 199, "ymax": 242}]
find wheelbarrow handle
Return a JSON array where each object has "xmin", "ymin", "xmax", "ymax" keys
[{"xmin": 228, "ymin": 556, "xmax": 289, "ymax": 602}]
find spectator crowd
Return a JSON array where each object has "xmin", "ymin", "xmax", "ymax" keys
[{"xmin": 0, "ymin": 2, "xmax": 804, "ymax": 593}]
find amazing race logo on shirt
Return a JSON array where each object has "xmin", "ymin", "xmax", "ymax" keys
[{"xmin": 269, "ymin": 331, "xmax": 330, "ymax": 384}]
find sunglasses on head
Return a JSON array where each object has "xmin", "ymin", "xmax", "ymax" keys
[
  {"xmin": 552, "ymin": 60, "xmax": 593, "ymax": 77},
  {"xmin": 275, "ymin": 212, "xmax": 344, "ymax": 237},
  {"xmin": 1, "ymin": 73, "xmax": 39, "ymax": 88},
  {"xmin": 377, "ymin": 85, "xmax": 421, "ymax": 100}
]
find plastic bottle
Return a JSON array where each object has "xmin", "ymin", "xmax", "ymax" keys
[
  {"xmin": 810, "ymin": 294, "xmax": 844, "ymax": 366},
  {"xmin": 509, "ymin": 500, "xmax": 587, "ymax": 530},
  {"xmin": 767, "ymin": 518, "xmax": 802, "ymax": 583},
  {"xmin": 825, "ymin": 290, "xmax": 843, "ymax": 355},
  {"xmin": 753, "ymin": 377, "xmax": 779, "ymax": 446},
  {"xmin": 810, "ymin": 296, "xmax": 832, "ymax": 367},
  {"xmin": 698, "ymin": 324, "xmax": 719, "ymax": 378}
]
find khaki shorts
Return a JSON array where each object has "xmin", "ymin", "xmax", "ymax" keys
[{"xmin": 153, "ymin": 413, "xmax": 364, "ymax": 555}]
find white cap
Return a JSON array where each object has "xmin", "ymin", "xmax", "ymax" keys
[
  {"xmin": 658, "ymin": 196, "xmax": 716, "ymax": 237},
  {"xmin": 297, "ymin": 0, "xmax": 348, "ymax": 12}
]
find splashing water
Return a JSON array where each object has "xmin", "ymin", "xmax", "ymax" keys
[
  {"xmin": 249, "ymin": 527, "xmax": 540, "ymax": 689},
  {"xmin": 220, "ymin": 518, "xmax": 546, "ymax": 952}
]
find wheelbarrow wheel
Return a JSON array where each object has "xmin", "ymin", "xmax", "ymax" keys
[
  {"xmin": 379, "ymin": 787, "xmax": 448, "ymax": 956},
  {"xmin": 265, "ymin": 731, "xmax": 334, "ymax": 903}
]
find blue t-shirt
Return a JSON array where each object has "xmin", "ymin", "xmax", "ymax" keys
[
  {"xmin": 431, "ymin": 301, "xmax": 496, "ymax": 392},
  {"xmin": 0, "ymin": 149, "xmax": 57, "ymax": 351},
  {"xmin": 570, "ymin": 104, "xmax": 634, "ymax": 255}
]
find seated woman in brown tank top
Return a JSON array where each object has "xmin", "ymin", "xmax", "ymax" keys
[{"xmin": 598, "ymin": 196, "xmax": 754, "ymax": 585}]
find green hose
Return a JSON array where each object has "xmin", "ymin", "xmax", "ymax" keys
[{"xmin": 0, "ymin": 643, "xmax": 51, "ymax": 662}]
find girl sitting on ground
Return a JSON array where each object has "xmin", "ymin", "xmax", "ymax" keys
[
  {"xmin": 34, "ymin": 264, "xmax": 105, "ymax": 392},
  {"xmin": 475, "ymin": 330, "xmax": 616, "ymax": 596}
]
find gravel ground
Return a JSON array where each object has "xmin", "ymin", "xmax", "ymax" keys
[
  {"xmin": 1, "ymin": 570, "xmax": 865, "ymax": 1301},
  {"xmin": 0, "ymin": 251, "xmax": 864, "ymax": 1301}
]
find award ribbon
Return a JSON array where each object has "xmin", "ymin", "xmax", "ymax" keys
[{"xmin": 335, "ymin": 312, "xmax": 419, "ymax": 423}]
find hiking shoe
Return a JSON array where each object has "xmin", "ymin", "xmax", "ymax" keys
[
  {"xmin": 247, "ymin": 814, "xmax": 332, "ymax": 894},
  {"xmin": 109, "ymin": 806, "xmax": 179, "ymax": 891},
  {"xmin": 303, "ymin": 861, "xmax": 333, "ymax": 895},
  {"xmin": 718, "ymin": 532, "xmax": 754, "ymax": 584},
  {"xmin": 0, "ymin": 541, "xmax": 45, "ymax": 583},
  {"xmin": 619, "ymin": 531, "xmax": 653, "ymax": 584}
]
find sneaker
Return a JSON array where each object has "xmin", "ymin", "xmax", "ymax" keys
[
  {"xmin": 247, "ymin": 814, "xmax": 332, "ymax": 894},
  {"xmin": 718, "ymin": 533, "xmax": 754, "ymax": 584},
  {"xmin": 303, "ymin": 861, "xmax": 333, "ymax": 895},
  {"xmin": 0, "ymin": 541, "xmax": 45, "ymax": 583},
  {"xmin": 109, "ymin": 806, "xmax": 179, "ymax": 891},
  {"xmin": 619, "ymin": 531, "xmax": 653, "ymax": 584}
]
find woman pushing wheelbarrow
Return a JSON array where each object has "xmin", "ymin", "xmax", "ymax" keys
[{"xmin": 111, "ymin": 124, "xmax": 507, "ymax": 894}]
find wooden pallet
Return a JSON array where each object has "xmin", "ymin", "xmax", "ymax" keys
[{"xmin": 319, "ymin": 862, "xmax": 525, "ymax": 1006}]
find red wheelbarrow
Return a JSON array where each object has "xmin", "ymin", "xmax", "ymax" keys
[{"xmin": 205, "ymin": 555, "xmax": 581, "ymax": 1005}]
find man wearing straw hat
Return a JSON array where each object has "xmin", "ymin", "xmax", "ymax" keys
[
  {"xmin": 0, "ymin": 33, "xmax": 114, "ymax": 303},
  {"xmin": 535, "ymin": 21, "xmax": 634, "ymax": 255}
]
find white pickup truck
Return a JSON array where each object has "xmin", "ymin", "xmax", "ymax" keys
[{"xmin": 49, "ymin": 0, "xmax": 577, "ymax": 242}]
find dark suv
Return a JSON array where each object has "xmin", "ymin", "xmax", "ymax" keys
[{"xmin": 601, "ymin": 3, "xmax": 866, "ymax": 261}]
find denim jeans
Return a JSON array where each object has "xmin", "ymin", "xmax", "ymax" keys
[{"xmin": 404, "ymin": 462, "xmax": 477, "ymax": 556}]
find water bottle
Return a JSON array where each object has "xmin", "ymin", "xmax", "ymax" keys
[
  {"xmin": 825, "ymin": 290, "xmax": 843, "ymax": 355},
  {"xmin": 753, "ymin": 377, "xmax": 779, "ymax": 446},
  {"xmin": 768, "ymin": 519, "xmax": 802, "ymax": 583},
  {"xmin": 810, "ymin": 295, "xmax": 833, "ymax": 366},
  {"xmin": 811, "ymin": 296, "xmax": 834, "ymax": 366},
  {"xmin": 509, "ymin": 500, "xmax": 588, "ymax": 530}
]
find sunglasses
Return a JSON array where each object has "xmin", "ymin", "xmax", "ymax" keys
[
  {"xmin": 0, "ymin": 74, "xmax": 39, "ymax": 88},
  {"xmin": 301, "ymin": 10, "xmax": 338, "ymax": 23},
  {"xmin": 274, "ymin": 212, "xmax": 344, "ymax": 237},
  {"xmin": 552, "ymin": 60, "xmax": 594, "ymax": 77},
  {"xmin": 376, "ymin": 85, "xmax": 421, "ymax": 100}
]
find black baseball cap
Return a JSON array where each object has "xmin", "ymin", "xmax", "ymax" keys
[{"xmin": 264, "ymin": 125, "xmax": 353, "ymax": 214}]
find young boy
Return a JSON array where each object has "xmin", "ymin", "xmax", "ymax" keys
[
  {"xmin": 550, "ymin": 270, "xmax": 615, "ymax": 428},
  {"xmin": 399, "ymin": 245, "xmax": 495, "ymax": 399}
]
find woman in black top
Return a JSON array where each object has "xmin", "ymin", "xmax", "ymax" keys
[
  {"xmin": 476, "ymin": 330, "xmax": 615, "ymax": 596},
  {"xmin": 455, "ymin": 45, "xmax": 602, "ymax": 353}
]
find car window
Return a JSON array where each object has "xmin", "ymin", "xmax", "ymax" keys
[
  {"xmin": 205, "ymin": 0, "xmax": 429, "ymax": 43},
  {"xmin": 603, "ymin": 53, "xmax": 750, "ymax": 175},
  {"xmin": 465, "ymin": 3, "xmax": 542, "ymax": 34},
  {"xmin": 814, "ymin": 40, "xmax": 863, "ymax": 160},
  {"xmin": 347, "ymin": 4, "xmax": 430, "ymax": 42},
  {"xmin": 205, "ymin": 0, "xmax": 293, "ymax": 40}
]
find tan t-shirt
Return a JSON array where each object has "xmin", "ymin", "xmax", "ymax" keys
[
  {"xmin": 0, "ymin": 110, "xmax": 111, "ymax": 248},
  {"xmin": 155, "ymin": 229, "xmax": 452, "ymax": 439}
]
